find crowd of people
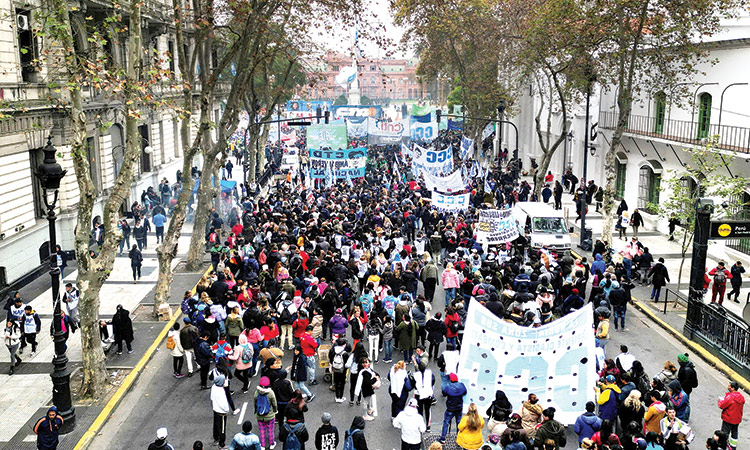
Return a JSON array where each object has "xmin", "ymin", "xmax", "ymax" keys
[{"xmin": 8, "ymin": 127, "xmax": 746, "ymax": 450}]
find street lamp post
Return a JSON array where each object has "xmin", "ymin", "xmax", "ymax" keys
[
  {"xmin": 579, "ymin": 66, "xmax": 596, "ymax": 249},
  {"xmin": 35, "ymin": 136, "xmax": 76, "ymax": 433}
]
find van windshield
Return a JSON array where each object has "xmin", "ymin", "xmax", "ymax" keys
[{"xmin": 532, "ymin": 217, "xmax": 567, "ymax": 234}]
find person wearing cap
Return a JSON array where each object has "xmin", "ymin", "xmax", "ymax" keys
[
  {"xmin": 563, "ymin": 289, "xmax": 584, "ymax": 315},
  {"xmin": 440, "ymin": 372, "xmax": 467, "ymax": 444},
  {"xmin": 596, "ymin": 375, "xmax": 621, "ymax": 422},
  {"xmin": 676, "ymin": 353, "xmax": 698, "ymax": 395},
  {"xmin": 228, "ymin": 421, "xmax": 261, "ymax": 450},
  {"xmin": 315, "ymin": 413, "xmax": 339, "ymax": 450},
  {"xmin": 393, "ymin": 398, "xmax": 427, "ymax": 450},
  {"xmin": 718, "ymin": 381, "xmax": 745, "ymax": 450},
  {"xmin": 255, "ymin": 375, "xmax": 279, "ymax": 449},
  {"xmin": 34, "ymin": 406, "xmax": 63, "ymax": 450},
  {"xmin": 147, "ymin": 427, "xmax": 176, "ymax": 450}
]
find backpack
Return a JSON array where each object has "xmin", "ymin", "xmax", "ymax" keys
[
  {"xmin": 214, "ymin": 343, "xmax": 228, "ymax": 362},
  {"xmin": 209, "ymin": 232, "xmax": 218, "ymax": 244},
  {"xmin": 449, "ymin": 319, "xmax": 460, "ymax": 334},
  {"xmin": 166, "ymin": 335, "xmax": 176, "ymax": 350},
  {"xmin": 714, "ymin": 269, "xmax": 727, "ymax": 284},
  {"xmin": 241, "ymin": 344, "xmax": 253, "ymax": 364},
  {"xmin": 280, "ymin": 302, "xmax": 293, "ymax": 324},
  {"xmin": 283, "ymin": 423, "xmax": 303, "ymax": 450},
  {"xmin": 343, "ymin": 429, "xmax": 359, "ymax": 450},
  {"xmin": 332, "ymin": 347, "xmax": 346, "ymax": 372},
  {"xmin": 255, "ymin": 392, "xmax": 271, "ymax": 415}
]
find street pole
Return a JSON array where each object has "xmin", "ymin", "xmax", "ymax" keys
[
  {"xmin": 579, "ymin": 80, "xmax": 592, "ymax": 248},
  {"xmin": 35, "ymin": 137, "xmax": 75, "ymax": 433},
  {"xmin": 685, "ymin": 201, "xmax": 712, "ymax": 337}
]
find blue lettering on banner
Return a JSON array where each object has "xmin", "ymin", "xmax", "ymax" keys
[{"xmin": 456, "ymin": 302, "xmax": 597, "ymax": 424}]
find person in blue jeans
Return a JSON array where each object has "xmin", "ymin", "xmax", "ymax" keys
[
  {"xmin": 152, "ymin": 211, "xmax": 167, "ymax": 244},
  {"xmin": 648, "ymin": 257, "xmax": 670, "ymax": 303},
  {"xmin": 382, "ymin": 316, "xmax": 394, "ymax": 363},
  {"xmin": 440, "ymin": 373, "xmax": 467, "ymax": 444}
]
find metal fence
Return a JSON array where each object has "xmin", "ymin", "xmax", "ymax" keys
[
  {"xmin": 685, "ymin": 297, "xmax": 750, "ymax": 366},
  {"xmin": 662, "ymin": 288, "xmax": 688, "ymax": 313},
  {"xmin": 599, "ymin": 111, "xmax": 750, "ymax": 154}
]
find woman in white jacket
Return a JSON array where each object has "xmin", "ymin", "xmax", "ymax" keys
[
  {"xmin": 393, "ymin": 398, "xmax": 426, "ymax": 450},
  {"xmin": 4, "ymin": 319, "xmax": 22, "ymax": 375},
  {"xmin": 167, "ymin": 322, "xmax": 185, "ymax": 378}
]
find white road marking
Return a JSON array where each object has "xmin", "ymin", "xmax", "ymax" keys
[{"xmin": 238, "ymin": 401, "xmax": 248, "ymax": 424}]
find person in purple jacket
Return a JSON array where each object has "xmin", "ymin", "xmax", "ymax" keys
[{"xmin": 328, "ymin": 308, "xmax": 349, "ymax": 340}]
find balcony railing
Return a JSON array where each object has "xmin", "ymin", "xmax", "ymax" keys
[{"xmin": 599, "ymin": 111, "xmax": 750, "ymax": 154}]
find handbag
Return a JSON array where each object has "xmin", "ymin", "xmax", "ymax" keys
[{"xmin": 371, "ymin": 374, "xmax": 382, "ymax": 389}]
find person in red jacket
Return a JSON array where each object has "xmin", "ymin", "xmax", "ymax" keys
[
  {"xmin": 718, "ymin": 381, "xmax": 745, "ymax": 450},
  {"xmin": 444, "ymin": 306, "xmax": 461, "ymax": 348},
  {"xmin": 300, "ymin": 326, "xmax": 320, "ymax": 385},
  {"xmin": 292, "ymin": 310, "xmax": 310, "ymax": 346},
  {"xmin": 709, "ymin": 262, "xmax": 733, "ymax": 305}
]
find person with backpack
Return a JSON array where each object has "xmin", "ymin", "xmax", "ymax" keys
[
  {"xmin": 315, "ymin": 412, "xmax": 339, "ymax": 450},
  {"xmin": 167, "ymin": 322, "xmax": 185, "ymax": 378},
  {"xmin": 343, "ymin": 416, "xmax": 368, "ymax": 450},
  {"xmin": 709, "ymin": 262, "xmax": 732, "ymax": 305},
  {"xmin": 329, "ymin": 337, "xmax": 351, "ymax": 403},
  {"xmin": 229, "ymin": 421, "xmax": 261, "ymax": 450},
  {"xmin": 444, "ymin": 307, "xmax": 461, "ymax": 349},
  {"xmin": 676, "ymin": 353, "xmax": 699, "ymax": 395},
  {"xmin": 278, "ymin": 294, "xmax": 298, "ymax": 350},
  {"xmin": 228, "ymin": 333, "xmax": 254, "ymax": 392},
  {"xmin": 255, "ymin": 376, "xmax": 279, "ymax": 450},
  {"xmin": 280, "ymin": 414, "xmax": 309, "ymax": 450}
]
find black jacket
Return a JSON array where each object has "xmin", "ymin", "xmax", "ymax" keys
[
  {"xmin": 677, "ymin": 360, "xmax": 699, "ymax": 394},
  {"xmin": 348, "ymin": 417, "xmax": 368, "ymax": 450},
  {"xmin": 315, "ymin": 424, "xmax": 339, "ymax": 450},
  {"xmin": 424, "ymin": 317, "xmax": 446, "ymax": 343}
]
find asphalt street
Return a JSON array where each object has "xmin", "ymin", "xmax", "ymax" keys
[{"xmin": 87, "ymin": 278, "xmax": 748, "ymax": 450}]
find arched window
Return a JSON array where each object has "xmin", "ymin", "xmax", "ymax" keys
[
  {"xmin": 654, "ymin": 91, "xmax": 666, "ymax": 134},
  {"xmin": 638, "ymin": 162, "xmax": 661, "ymax": 214},
  {"xmin": 697, "ymin": 92, "xmax": 712, "ymax": 139},
  {"xmin": 110, "ymin": 124, "xmax": 125, "ymax": 179}
]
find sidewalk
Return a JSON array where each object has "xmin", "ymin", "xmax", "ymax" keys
[{"xmin": 0, "ymin": 221, "xmax": 208, "ymax": 449}]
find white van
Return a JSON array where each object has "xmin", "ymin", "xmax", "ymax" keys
[{"xmin": 511, "ymin": 202, "xmax": 572, "ymax": 254}]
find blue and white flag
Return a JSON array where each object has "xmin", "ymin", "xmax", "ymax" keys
[
  {"xmin": 393, "ymin": 161, "xmax": 401, "ymax": 184},
  {"xmin": 460, "ymin": 136, "xmax": 474, "ymax": 160},
  {"xmin": 482, "ymin": 123, "xmax": 495, "ymax": 141}
]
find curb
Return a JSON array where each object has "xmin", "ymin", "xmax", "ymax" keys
[
  {"xmin": 73, "ymin": 265, "xmax": 212, "ymax": 450},
  {"xmin": 631, "ymin": 299, "xmax": 750, "ymax": 393},
  {"xmin": 573, "ymin": 247, "xmax": 750, "ymax": 391}
]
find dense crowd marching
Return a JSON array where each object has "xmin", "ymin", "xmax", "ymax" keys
[{"xmin": 10, "ymin": 129, "xmax": 745, "ymax": 450}]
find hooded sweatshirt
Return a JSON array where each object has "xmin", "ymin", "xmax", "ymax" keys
[
  {"xmin": 392, "ymin": 405, "xmax": 426, "ymax": 444},
  {"xmin": 574, "ymin": 412, "xmax": 602, "ymax": 441},
  {"xmin": 329, "ymin": 313, "xmax": 349, "ymax": 335},
  {"xmin": 591, "ymin": 254, "xmax": 606, "ymax": 276},
  {"xmin": 315, "ymin": 423, "xmax": 339, "ymax": 450},
  {"xmin": 596, "ymin": 382, "xmax": 621, "ymax": 421},
  {"xmin": 211, "ymin": 376, "xmax": 231, "ymax": 414},
  {"xmin": 254, "ymin": 385, "xmax": 279, "ymax": 421},
  {"xmin": 643, "ymin": 401, "xmax": 667, "ymax": 433},
  {"xmin": 34, "ymin": 407, "xmax": 63, "ymax": 450},
  {"xmin": 718, "ymin": 390, "xmax": 745, "ymax": 425},
  {"xmin": 442, "ymin": 380, "xmax": 467, "ymax": 412},
  {"xmin": 534, "ymin": 419, "xmax": 566, "ymax": 450},
  {"xmin": 668, "ymin": 380, "xmax": 690, "ymax": 421},
  {"xmin": 348, "ymin": 417, "xmax": 368, "ymax": 450}
]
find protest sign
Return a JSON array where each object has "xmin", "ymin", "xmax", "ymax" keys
[{"xmin": 476, "ymin": 209, "xmax": 520, "ymax": 244}]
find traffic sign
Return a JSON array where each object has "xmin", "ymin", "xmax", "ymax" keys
[{"xmin": 710, "ymin": 221, "xmax": 750, "ymax": 239}]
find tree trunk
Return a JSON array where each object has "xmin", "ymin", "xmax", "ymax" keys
[
  {"xmin": 186, "ymin": 154, "xmax": 218, "ymax": 270},
  {"xmin": 601, "ymin": 124, "xmax": 624, "ymax": 246},
  {"xmin": 533, "ymin": 151, "xmax": 554, "ymax": 198}
]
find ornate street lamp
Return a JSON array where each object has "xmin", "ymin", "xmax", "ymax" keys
[{"xmin": 35, "ymin": 136, "xmax": 76, "ymax": 433}]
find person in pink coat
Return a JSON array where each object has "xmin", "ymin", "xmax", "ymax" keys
[
  {"xmin": 228, "ymin": 333, "xmax": 255, "ymax": 393},
  {"xmin": 441, "ymin": 263, "xmax": 461, "ymax": 307}
]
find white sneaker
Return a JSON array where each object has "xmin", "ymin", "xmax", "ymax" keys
[
  {"xmin": 270, "ymin": 443, "xmax": 276, "ymax": 449},
  {"xmin": 363, "ymin": 415, "xmax": 375, "ymax": 421},
  {"xmin": 233, "ymin": 409, "xmax": 241, "ymax": 415},
  {"xmin": 30, "ymin": 351, "xmax": 36, "ymax": 357}
]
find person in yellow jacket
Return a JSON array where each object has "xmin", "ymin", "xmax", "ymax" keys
[
  {"xmin": 595, "ymin": 375, "xmax": 621, "ymax": 422},
  {"xmin": 457, "ymin": 403, "xmax": 485, "ymax": 450}
]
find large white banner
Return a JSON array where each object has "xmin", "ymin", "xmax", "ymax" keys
[
  {"xmin": 476, "ymin": 209, "xmax": 520, "ymax": 244},
  {"xmin": 422, "ymin": 170, "xmax": 466, "ymax": 193},
  {"xmin": 413, "ymin": 145, "xmax": 454, "ymax": 177},
  {"xmin": 457, "ymin": 303, "xmax": 596, "ymax": 424},
  {"xmin": 431, "ymin": 192, "xmax": 470, "ymax": 212}
]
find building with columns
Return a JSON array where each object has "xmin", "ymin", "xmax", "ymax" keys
[{"xmin": 0, "ymin": 0, "xmax": 224, "ymax": 290}]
